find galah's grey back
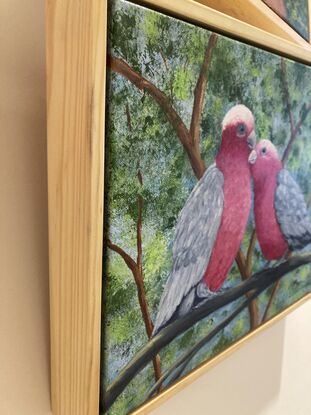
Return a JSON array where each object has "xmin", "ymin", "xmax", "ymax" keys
[
  {"xmin": 152, "ymin": 164, "xmax": 224, "ymax": 335},
  {"xmin": 275, "ymin": 169, "xmax": 311, "ymax": 249}
]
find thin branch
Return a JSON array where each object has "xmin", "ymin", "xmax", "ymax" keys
[
  {"xmin": 102, "ymin": 253, "xmax": 311, "ymax": 410},
  {"xmin": 108, "ymin": 95, "xmax": 162, "ymax": 378},
  {"xmin": 235, "ymin": 249, "xmax": 246, "ymax": 274},
  {"xmin": 280, "ymin": 58, "xmax": 295, "ymax": 138},
  {"xmin": 135, "ymin": 169, "xmax": 154, "ymax": 338},
  {"xmin": 159, "ymin": 48, "xmax": 169, "ymax": 72},
  {"xmin": 190, "ymin": 34, "xmax": 218, "ymax": 148},
  {"xmin": 125, "ymin": 102, "xmax": 132, "ymax": 131},
  {"xmin": 244, "ymin": 230, "xmax": 259, "ymax": 329},
  {"xmin": 246, "ymin": 230, "xmax": 257, "ymax": 276},
  {"xmin": 108, "ymin": 55, "xmax": 206, "ymax": 179},
  {"xmin": 158, "ymin": 47, "xmax": 173, "ymax": 100},
  {"xmin": 106, "ymin": 239, "xmax": 138, "ymax": 276},
  {"xmin": 235, "ymin": 242, "xmax": 259, "ymax": 329},
  {"xmin": 282, "ymin": 105, "xmax": 311, "ymax": 163},
  {"xmin": 280, "ymin": 58, "xmax": 311, "ymax": 164},
  {"xmin": 136, "ymin": 169, "xmax": 143, "ymax": 280},
  {"xmin": 136, "ymin": 169, "xmax": 162, "ymax": 380},
  {"xmin": 261, "ymin": 280, "xmax": 280, "ymax": 323}
]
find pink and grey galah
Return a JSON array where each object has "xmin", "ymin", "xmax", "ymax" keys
[
  {"xmin": 153, "ymin": 104, "xmax": 256, "ymax": 334},
  {"xmin": 249, "ymin": 139, "xmax": 311, "ymax": 261}
]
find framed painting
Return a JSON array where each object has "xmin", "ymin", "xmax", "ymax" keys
[
  {"xmin": 263, "ymin": 0, "xmax": 310, "ymax": 41},
  {"xmin": 46, "ymin": 1, "xmax": 311, "ymax": 415}
]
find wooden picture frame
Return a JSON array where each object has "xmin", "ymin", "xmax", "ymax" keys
[{"xmin": 46, "ymin": 1, "xmax": 311, "ymax": 414}]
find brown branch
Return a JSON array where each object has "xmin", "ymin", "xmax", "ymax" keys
[
  {"xmin": 159, "ymin": 47, "xmax": 169, "ymax": 72},
  {"xmin": 107, "ymin": 55, "xmax": 206, "ymax": 179},
  {"xmin": 261, "ymin": 252, "xmax": 292, "ymax": 323},
  {"xmin": 235, "ymin": 249, "xmax": 246, "ymax": 274},
  {"xmin": 135, "ymin": 170, "xmax": 153, "ymax": 337},
  {"xmin": 107, "ymin": 237, "xmax": 162, "ymax": 381},
  {"xmin": 135, "ymin": 168, "xmax": 162, "ymax": 382},
  {"xmin": 280, "ymin": 58, "xmax": 311, "ymax": 164},
  {"xmin": 106, "ymin": 239, "xmax": 138, "ymax": 276},
  {"xmin": 282, "ymin": 105, "xmax": 311, "ymax": 163},
  {"xmin": 190, "ymin": 33, "xmax": 218, "ymax": 148},
  {"xmin": 125, "ymin": 102, "xmax": 132, "ymax": 131},
  {"xmin": 106, "ymin": 101, "xmax": 162, "ymax": 379},
  {"xmin": 245, "ymin": 230, "xmax": 259, "ymax": 330},
  {"xmin": 158, "ymin": 48, "xmax": 173, "ymax": 100},
  {"xmin": 246, "ymin": 230, "xmax": 257, "ymax": 276},
  {"xmin": 236, "ymin": 241, "xmax": 259, "ymax": 329},
  {"xmin": 261, "ymin": 280, "xmax": 280, "ymax": 323},
  {"xmin": 280, "ymin": 58, "xmax": 295, "ymax": 138}
]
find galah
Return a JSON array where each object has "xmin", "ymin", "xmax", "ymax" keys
[
  {"xmin": 249, "ymin": 139, "xmax": 311, "ymax": 261},
  {"xmin": 153, "ymin": 105, "xmax": 256, "ymax": 334}
]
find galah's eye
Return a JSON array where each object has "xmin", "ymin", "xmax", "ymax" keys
[
  {"xmin": 236, "ymin": 123, "xmax": 246, "ymax": 137},
  {"xmin": 261, "ymin": 147, "xmax": 267, "ymax": 155}
]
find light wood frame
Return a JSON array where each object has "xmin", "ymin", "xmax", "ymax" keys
[
  {"xmin": 195, "ymin": 0, "xmax": 311, "ymax": 45},
  {"xmin": 46, "ymin": 1, "xmax": 311, "ymax": 414}
]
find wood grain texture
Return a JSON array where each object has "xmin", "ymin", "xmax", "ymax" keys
[
  {"xmin": 193, "ymin": 0, "xmax": 309, "ymax": 46},
  {"xmin": 46, "ymin": 1, "xmax": 107, "ymax": 414},
  {"xmin": 141, "ymin": 0, "xmax": 311, "ymax": 64}
]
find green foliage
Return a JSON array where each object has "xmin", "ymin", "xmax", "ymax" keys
[
  {"xmin": 103, "ymin": 1, "xmax": 311, "ymax": 413},
  {"xmin": 173, "ymin": 67, "xmax": 193, "ymax": 100}
]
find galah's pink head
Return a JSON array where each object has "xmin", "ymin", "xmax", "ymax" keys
[
  {"xmin": 249, "ymin": 139, "xmax": 283, "ymax": 181},
  {"xmin": 220, "ymin": 104, "xmax": 256, "ymax": 159}
]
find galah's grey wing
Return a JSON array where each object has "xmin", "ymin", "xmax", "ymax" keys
[
  {"xmin": 153, "ymin": 164, "xmax": 224, "ymax": 334},
  {"xmin": 275, "ymin": 169, "xmax": 311, "ymax": 250}
]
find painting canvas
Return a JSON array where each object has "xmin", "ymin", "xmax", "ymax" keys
[
  {"xmin": 263, "ymin": 0, "xmax": 309, "ymax": 40},
  {"xmin": 101, "ymin": 1, "xmax": 311, "ymax": 414}
]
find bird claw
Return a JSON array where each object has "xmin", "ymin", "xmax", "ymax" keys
[
  {"xmin": 194, "ymin": 283, "xmax": 227, "ymax": 310},
  {"xmin": 196, "ymin": 282, "xmax": 218, "ymax": 299}
]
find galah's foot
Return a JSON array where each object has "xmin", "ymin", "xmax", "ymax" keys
[
  {"xmin": 273, "ymin": 253, "xmax": 290, "ymax": 267},
  {"xmin": 194, "ymin": 283, "xmax": 226, "ymax": 309},
  {"xmin": 263, "ymin": 260, "xmax": 272, "ymax": 269},
  {"xmin": 196, "ymin": 282, "xmax": 218, "ymax": 299}
]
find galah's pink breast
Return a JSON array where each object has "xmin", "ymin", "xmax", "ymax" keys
[
  {"xmin": 254, "ymin": 178, "xmax": 288, "ymax": 260},
  {"xmin": 203, "ymin": 164, "xmax": 252, "ymax": 291}
]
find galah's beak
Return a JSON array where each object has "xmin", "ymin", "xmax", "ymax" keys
[
  {"xmin": 248, "ymin": 149, "xmax": 257, "ymax": 165},
  {"xmin": 247, "ymin": 130, "xmax": 256, "ymax": 150}
]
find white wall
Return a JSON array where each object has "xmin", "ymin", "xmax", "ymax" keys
[{"xmin": 0, "ymin": 1, "xmax": 310, "ymax": 414}]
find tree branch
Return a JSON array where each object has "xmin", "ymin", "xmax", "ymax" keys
[
  {"xmin": 235, "ymin": 249, "xmax": 246, "ymax": 273},
  {"xmin": 102, "ymin": 253, "xmax": 311, "ymax": 410},
  {"xmin": 280, "ymin": 58, "xmax": 295, "ymax": 139},
  {"xmin": 235, "ymin": 238, "xmax": 259, "ymax": 329},
  {"xmin": 106, "ymin": 239, "xmax": 138, "ymax": 276},
  {"xmin": 190, "ymin": 34, "xmax": 218, "ymax": 148},
  {"xmin": 280, "ymin": 58, "xmax": 311, "ymax": 164},
  {"xmin": 246, "ymin": 230, "xmax": 257, "ymax": 276},
  {"xmin": 146, "ymin": 290, "xmax": 259, "ymax": 398},
  {"xmin": 107, "ymin": 55, "xmax": 206, "ymax": 179},
  {"xmin": 261, "ymin": 279, "xmax": 280, "ymax": 323},
  {"xmin": 134, "ymin": 169, "xmax": 156, "ymax": 339}
]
